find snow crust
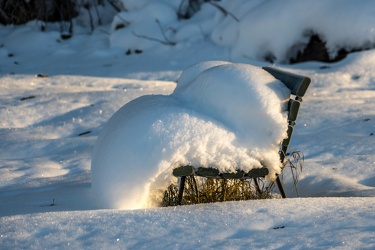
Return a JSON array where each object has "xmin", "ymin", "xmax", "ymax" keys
[
  {"xmin": 91, "ymin": 62, "xmax": 290, "ymax": 209},
  {"xmin": 2, "ymin": 198, "xmax": 375, "ymax": 249}
]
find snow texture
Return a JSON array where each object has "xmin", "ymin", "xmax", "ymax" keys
[
  {"xmin": 1, "ymin": 0, "xmax": 375, "ymax": 249},
  {"xmin": 91, "ymin": 62, "xmax": 290, "ymax": 209}
]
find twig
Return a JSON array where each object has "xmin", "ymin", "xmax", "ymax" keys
[
  {"xmin": 0, "ymin": 8, "xmax": 10, "ymax": 22},
  {"xmin": 92, "ymin": 0, "xmax": 102, "ymax": 25},
  {"xmin": 50, "ymin": 198, "xmax": 56, "ymax": 206},
  {"xmin": 284, "ymin": 151, "xmax": 304, "ymax": 196},
  {"xmin": 40, "ymin": 198, "xmax": 56, "ymax": 207},
  {"xmin": 208, "ymin": 1, "xmax": 239, "ymax": 22},
  {"xmin": 132, "ymin": 19, "xmax": 176, "ymax": 46},
  {"xmin": 115, "ymin": 15, "xmax": 130, "ymax": 28},
  {"xmin": 107, "ymin": 0, "xmax": 127, "ymax": 12},
  {"xmin": 155, "ymin": 19, "xmax": 175, "ymax": 45},
  {"xmin": 132, "ymin": 32, "xmax": 176, "ymax": 46},
  {"xmin": 84, "ymin": 3, "xmax": 94, "ymax": 32}
]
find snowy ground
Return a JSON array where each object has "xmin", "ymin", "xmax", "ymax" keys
[
  {"xmin": 1, "ymin": 0, "xmax": 375, "ymax": 248},
  {"xmin": 2, "ymin": 198, "xmax": 375, "ymax": 249}
]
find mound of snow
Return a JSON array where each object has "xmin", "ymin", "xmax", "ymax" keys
[
  {"xmin": 217, "ymin": 0, "xmax": 375, "ymax": 62},
  {"xmin": 111, "ymin": 0, "xmax": 375, "ymax": 62},
  {"xmin": 110, "ymin": 1, "xmax": 178, "ymax": 51},
  {"xmin": 91, "ymin": 62, "xmax": 290, "ymax": 209}
]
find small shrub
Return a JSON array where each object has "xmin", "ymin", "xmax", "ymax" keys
[
  {"xmin": 0, "ymin": 0, "xmax": 37, "ymax": 25},
  {"xmin": 289, "ymin": 33, "xmax": 374, "ymax": 64}
]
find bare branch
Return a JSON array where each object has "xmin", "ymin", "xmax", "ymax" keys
[
  {"xmin": 114, "ymin": 15, "xmax": 130, "ymax": 28},
  {"xmin": 0, "ymin": 8, "xmax": 10, "ymax": 22},
  {"xmin": 107, "ymin": 0, "xmax": 127, "ymax": 12},
  {"xmin": 131, "ymin": 19, "xmax": 176, "ymax": 46},
  {"xmin": 132, "ymin": 31, "xmax": 176, "ymax": 46},
  {"xmin": 208, "ymin": 1, "xmax": 239, "ymax": 22},
  {"xmin": 155, "ymin": 18, "xmax": 175, "ymax": 45}
]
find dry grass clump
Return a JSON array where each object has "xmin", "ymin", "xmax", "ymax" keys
[
  {"xmin": 161, "ymin": 151, "xmax": 304, "ymax": 207},
  {"xmin": 161, "ymin": 177, "xmax": 273, "ymax": 207}
]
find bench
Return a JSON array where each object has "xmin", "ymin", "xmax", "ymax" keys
[{"xmin": 172, "ymin": 66, "xmax": 311, "ymax": 204}]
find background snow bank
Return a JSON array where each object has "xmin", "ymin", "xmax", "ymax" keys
[
  {"xmin": 220, "ymin": 0, "xmax": 375, "ymax": 62},
  {"xmin": 91, "ymin": 62, "xmax": 290, "ymax": 209},
  {"xmin": 112, "ymin": 0, "xmax": 375, "ymax": 62}
]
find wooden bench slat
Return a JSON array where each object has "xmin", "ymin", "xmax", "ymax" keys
[
  {"xmin": 282, "ymin": 125, "xmax": 294, "ymax": 147},
  {"xmin": 173, "ymin": 166, "xmax": 269, "ymax": 179},
  {"xmin": 197, "ymin": 167, "xmax": 220, "ymax": 177},
  {"xmin": 173, "ymin": 165, "xmax": 195, "ymax": 176},
  {"xmin": 246, "ymin": 167, "xmax": 269, "ymax": 178},
  {"xmin": 288, "ymin": 100, "xmax": 300, "ymax": 122},
  {"xmin": 221, "ymin": 170, "xmax": 245, "ymax": 179}
]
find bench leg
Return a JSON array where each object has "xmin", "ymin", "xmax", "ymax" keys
[
  {"xmin": 253, "ymin": 178, "xmax": 262, "ymax": 194},
  {"xmin": 276, "ymin": 176, "xmax": 287, "ymax": 198},
  {"xmin": 177, "ymin": 176, "xmax": 186, "ymax": 205}
]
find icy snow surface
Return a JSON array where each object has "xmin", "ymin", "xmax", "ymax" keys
[
  {"xmin": 91, "ymin": 62, "xmax": 290, "ymax": 209},
  {"xmin": 1, "ymin": 0, "xmax": 375, "ymax": 249}
]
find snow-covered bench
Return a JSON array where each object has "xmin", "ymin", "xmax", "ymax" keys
[{"xmin": 173, "ymin": 66, "xmax": 310, "ymax": 203}]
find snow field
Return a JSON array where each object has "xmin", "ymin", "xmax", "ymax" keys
[
  {"xmin": 1, "ymin": 198, "xmax": 375, "ymax": 249},
  {"xmin": 1, "ymin": 0, "xmax": 375, "ymax": 248}
]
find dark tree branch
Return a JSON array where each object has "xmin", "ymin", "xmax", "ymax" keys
[
  {"xmin": 107, "ymin": 0, "xmax": 127, "ymax": 12},
  {"xmin": 208, "ymin": 1, "xmax": 239, "ymax": 22},
  {"xmin": 132, "ymin": 31, "xmax": 176, "ymax": 46},
  {"xmin": 131, "ymin": 19, "xmax": 176, "ymax": 46}
]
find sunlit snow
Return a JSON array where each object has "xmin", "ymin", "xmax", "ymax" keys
[
  {"xmin": 1, "ymin": 0, "xmax": 375, "ymax": 249},
  {"xmin": 91, "ymin": 62, "xmax": 290, "ymax": 209}
]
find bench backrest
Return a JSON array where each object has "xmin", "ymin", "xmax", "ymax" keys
[
  {"xmin": 262, "ymin": 66, "xmax": 311, "ymax": 162},
  {"xmin": 263, "ymin": 66, "xmax": 310, "ymax": 97}
]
